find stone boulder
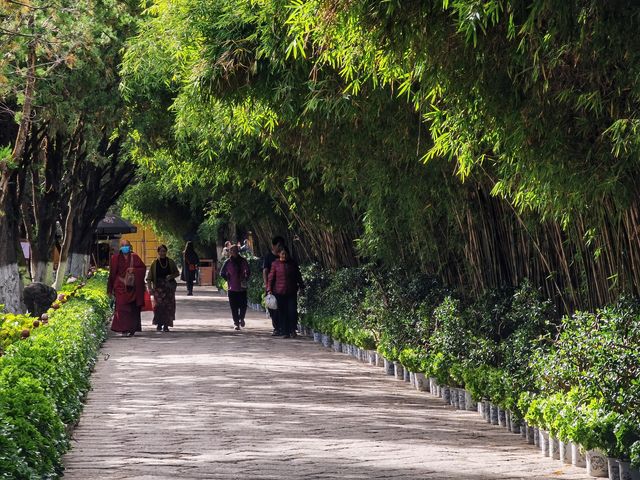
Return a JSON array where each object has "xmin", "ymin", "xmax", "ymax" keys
[{"xmin": 23, "ymin": 282, "xmax": 57, "ymax": 317}]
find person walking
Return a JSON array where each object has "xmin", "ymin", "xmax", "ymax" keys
[
  {"xmin": 267, "ymin": 246, "xmax": 304, "ymax": 339},
  {"xmin": 262, "ymin": 236, "xmax": 285, "ymax": 335},
  {"xmin": 146, "ymin": 245, "xmax": 180, "ymax": 332},
  {"xmin": 220, "ymin": 245, "xmax": 250, "ymax": 330},
  {"xmin": 181, "ymin": 241, "xmax": 199, "ymax": 296},
  {"xmin": 107, "ymin": 239, "xmax": 146, "ymax": 336}
]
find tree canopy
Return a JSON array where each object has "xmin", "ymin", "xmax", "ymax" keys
[{"xmin": 118, "ymin": 0, "xmax": 640, "ymax": 312}]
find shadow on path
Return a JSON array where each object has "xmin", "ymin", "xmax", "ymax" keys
[{"xmin": 62, "ymin": 285, "xmax": 590, "ymax": 479}]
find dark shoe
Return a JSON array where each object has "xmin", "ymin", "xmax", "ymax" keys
[
  {"xmin": 162, "ymin": 326, "xmax": 169, "ymax": 332},
  {"xmin": 240, "ymin": 318, "xmax": 245, "ymax": 327},
  {"xmin": 282, "ymin": 334, "xmax": 291, "ymax": 339},
  {"xmin": 271, "ymin": 330, "xmax": 282, "ymax": 336},
  {"xmin": 156, "ymin": 325, "xmax": 162, "ymax": 331},
  {"xmin": 187, "ymin": 292, "xmax": 193, "ymax": 296},
  {"xmin": 126, "ymin": 332, "xmax": 135, "ymax": 337},
  {"xmin": 234, "ymin": 325, "xmax": 240, "ymax": 331},
  {"xmin": 291, "ymin": 332, "xmax": 298, "ymax": 338}
]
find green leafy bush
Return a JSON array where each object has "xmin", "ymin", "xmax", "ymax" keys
[{"xmin": 0, "ymin": 272, "xmax": 110, "ymax": 479}]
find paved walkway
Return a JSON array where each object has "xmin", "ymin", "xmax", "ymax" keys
[{"xmin": 63, "ymin": 285, "xmax": 591, "ymax": 479}]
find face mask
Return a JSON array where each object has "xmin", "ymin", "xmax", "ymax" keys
[{"xmin": 120, "ymin": 246, "xmax": 131, "ymax": 254}]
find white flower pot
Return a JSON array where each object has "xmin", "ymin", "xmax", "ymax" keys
[
  {"xmin": 586, "ymin": 449, "xmax": 608, "ymax": 477},
  {"xmin": 383, "ymin": 358, "xmax": 395, "ymax": 376},
  {"xmin": 490, "ymin": 404, "xmax": 499, "ymax": 425},
  {"xmin": 520, "ymin": 420, "xmax": 528, "ymax": 439},
  {"xmin": 465, "ymin": 390, "xmax": 477, "ymax": 411},
  {"xmin": 313, "ymin": 331, "xmax": 322, "ymax": 343},
  {"xmin": 525, "ymin": 424, "xmax": 535, "ymax": 445},
  {"xmin": 458, "ymin": 389, "xmax": 466, "ymax": 410},
  {"xmin": 559, "ymin": 440, "xmax": 571, "ymax": 464},
  {"xmin": 441, "ymin": 386, "xmax": 451, "ymax": 403},
  {"xmin": 414, "ymin": 372, "xmax": 428, "ymax": 391},
  {"xmin": 429, "ymin": 377, "xmax": 437, "ymax": 394},
  {"xmin": 449, "ymin": 387, "xmax": 458, "ymax": 407},
  {"xmin": 549, "ymin": 435, "xmax": 560, "ymax": 460},
  {"xmin": 617, "ymin": 460, "xmax": 640, "ymax": 480},
  {"xmin": 332, "ymin": 340, "xmax": 342, "ymax": 352},
  {"xmin": 510, "ymin": 415, "xmax": 521, "ymax": 434},
  {"xmin": 498, "ymin": 407, "xmax": 507, "ymax": 427},
  {"xmin": 394, "ymin": 362, "xmax": 404, "ymax": 380},
  {"xmin": 538, "ymin": 429, "xmax": 550, "ymax": 456},
  {"xmin": 571, "ymin": 442, "xmax": 586, "ymax": 468},
  {"xmin": 608, "ymin": 457, "xmax": 621, "ymax": 480},
  {"xmin": 368, "ymin": 350, "xmax": 377, "ymax": 366},
  {"xmin": 403, "ymin": 368, "xmax": 411, "ymax": 383},
  {"xmin": 375, "ymin": 353, "xmax": 384, "ymax": 367},
  {"xmin": 533, "ymin": 427, "xmax": 539, "ymax": 446}
]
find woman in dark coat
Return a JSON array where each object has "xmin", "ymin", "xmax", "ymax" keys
[
  {"xmin": 107, "ymin": 239, "xmax": 146, "ymax": 336},
  {"xmin": 146, "ymin": 245, "xmax": 180, "ymax": 332},
  {"xmin": 181, "ymin": 241, "xmax": 199, "ymax": 296},
  {"xmin": 267, "ymin": 246, "xmax": 304, "ymax": 338},
  {"xmin": 220, "ymin": 245, "xmax": 250, "ymax": 330}
]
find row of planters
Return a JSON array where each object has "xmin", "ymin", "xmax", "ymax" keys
[
  {"xmin": 0, "ymin": 272, "xmax": 110, "ymax": 479},
  {"xmin": 297, "ymin": 264, "xmax": 640, "ymax": 479}
]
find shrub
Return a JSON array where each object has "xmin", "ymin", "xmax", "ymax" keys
[{"xmin": 0, "ymin": 272, "xmax": 109, "ymax": 478}]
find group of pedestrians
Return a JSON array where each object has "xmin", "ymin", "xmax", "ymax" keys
[
  {"xmin": 107, "ymin": 240, "xmax": 185, "ymax": 335},
  {"xmin": 107, "ymin": 235, "xmax": 304, "ymax": 338}
]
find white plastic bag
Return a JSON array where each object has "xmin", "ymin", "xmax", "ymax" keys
[{"xmin": 265, "ymin": 293, "xmax": 278, "ymax": 310}]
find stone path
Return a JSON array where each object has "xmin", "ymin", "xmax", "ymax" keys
[{"xmin": 62, "ymin": 285, "xmax": 591, "ymax": 479}]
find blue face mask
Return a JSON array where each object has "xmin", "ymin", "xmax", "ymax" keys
[{"xmin": 120, "ymin": 246, "xmax": 131, "ymax": 254}]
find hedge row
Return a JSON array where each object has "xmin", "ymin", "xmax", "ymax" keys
[
  {"xmin": 298, "ymin": 264, "xmax": 640, "ymax": 466},
  {"xmin": 0, "ymin": 272, "xmax": 110, "ymax": 479}
]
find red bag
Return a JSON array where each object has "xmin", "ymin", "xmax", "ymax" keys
[{"xmin": 142, "ymin": 290, "xmax": 154, "ymax": 312}]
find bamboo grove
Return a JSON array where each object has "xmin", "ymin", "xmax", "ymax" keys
[{"xmin": 119, "ymin": 0, "xmax": 640, "ymax": 314}]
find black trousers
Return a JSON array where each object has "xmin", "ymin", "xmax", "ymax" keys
[
  {"xmin": 228, "ymin": 290, "xmax": 247, "ymax": 325},
  {"xmin": 275, "ymin": 293, "xmax": 298, "ymax": 335},
  {"xmin": 268, "ymin": 307, "xmax": 281, "ymax": 332}
]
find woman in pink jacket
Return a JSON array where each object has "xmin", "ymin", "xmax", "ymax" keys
[
  {"xmin": 220, "ymin": 245, "xmax": 250, "ymax": 330},
  {"xmin": 267, "ymin": 246, "xmax": 304, "ymax": 338}
]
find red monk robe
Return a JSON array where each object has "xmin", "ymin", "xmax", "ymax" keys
[{"xmin": 107, "ymin": 252, "xmax": 147, "ymax": 334}]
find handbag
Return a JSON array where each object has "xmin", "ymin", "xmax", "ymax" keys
[
  {"xmin": 142, "ymin": 290, "xmax": 154, "ymax": 312},
  {"xmin": 120, "ymin": 254, "xmax": 136, "ymax": 288},
  {"xmin": 265, "ymin": 293, "xmax": 278, "ymax": 310}
]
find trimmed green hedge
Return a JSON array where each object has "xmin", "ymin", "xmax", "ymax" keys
[
  {"xmin": 300, "ymin": 265, "xmax": 640, "ymax": 466},
  {"xmin": 0, "ymin": 272, "xmax": 110, "ymax": 479}
]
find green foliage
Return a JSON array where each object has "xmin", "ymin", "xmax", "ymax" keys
[
  {"xmin": 245, "ymin": 257, "xmax": 264, "ymax": 305},
  {"xmin": 0, "ymin": 272, "xmax": 109, "ymax": 479},
  {"xmin": 0, "ymin": 312, "xmax": 36, "ymax": 353}
]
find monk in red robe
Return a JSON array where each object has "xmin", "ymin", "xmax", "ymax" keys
[{"xmin": 107, "ymin": 239, "xmax": 147, "ymax": 336}]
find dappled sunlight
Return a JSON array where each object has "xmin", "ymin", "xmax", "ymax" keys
[{"xmin": 64, "ymin": 286, "xmax": 589, "ymax": 479}]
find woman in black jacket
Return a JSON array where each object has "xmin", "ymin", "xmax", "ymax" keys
[{"xmin": 181, "ymin": 241, "xmax": 199, "ymax": 296}]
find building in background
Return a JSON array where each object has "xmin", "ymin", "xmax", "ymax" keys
[{"xmin": 121, "ymin": 224, "xmax": 165, "ymax": 266}]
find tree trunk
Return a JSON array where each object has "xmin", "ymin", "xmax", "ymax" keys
[
  {"xmin": 67, "ymin": 232, "xmax": 94, "ymax": 278},
  {"xmin": 0, "ymin": 21, "xmax": 37, "ymax": 312},
  {"xmin": 0, "ymin": 172, "xmax": 24, "ymax": 312},
  {"xmin": 53, "ymin": 193, "xmax": 78, "ymax": 291},
  {"xmin": 67, "ymin": 252, "xmax": 90, "ymax": 278}
]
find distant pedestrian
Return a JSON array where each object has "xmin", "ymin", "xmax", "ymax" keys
[
  {"xmin": 267, "ymin": 246, "xmax": 304, "ymax": 339},
  {"xmin": 146, "ymin": 245, "xmax": 179, "ymax": 332},
  {"xmin": 262, "ymin": 236, "xmax": 285, "ymax": 335},
  {"xmin": 181, "ymin": 241, "xmax": 199, "ymax": 296},
  {"xmin": 107, "ymin": 239, "xmax": 146, "ymax": 336},
  {"xmin": 222, "ymin": 240, "xmax": 236, "ymax": 259},
  {"xmin": 220, "ymin": 245, "xmax": 250, "ymax": 330}
]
